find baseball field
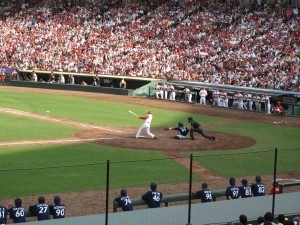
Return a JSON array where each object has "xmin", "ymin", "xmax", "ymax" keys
[{"xmin": 0, "ymin": 86, "xmax": 299, "ymax": 217}]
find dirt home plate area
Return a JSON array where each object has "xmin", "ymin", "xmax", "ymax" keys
[{"xmin": 1, "ymin": 86, "xmax": 300, "ymax": 217}]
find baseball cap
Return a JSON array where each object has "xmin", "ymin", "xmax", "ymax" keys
[
  {"xmin": 255, "ymin": 175, "xmax": 261, "ymax": 182},
  {"xmin": 150, "ymin": 182, "xmax": 157, "ymax": 190},
  {"xmin": 148, "ymin": 111, "xmax": 152, "ymax": 114},
  {"xmin": 54, "ymin": 195, "xmax": 61, "ymax": 204},
  {"xmin": 202, "ymin": 183, "xmax": 208, "ymax": 189},
  {"xmin": 188, "ymin": 117, "xmax": 193, "ymax": 121},
  {"xmin": 241, "ymin": 179, "xmax": 248, "ymax": 185},
  {"xmin": 178, "ymin": 122, "xmax": 183, "ymax": 127}
]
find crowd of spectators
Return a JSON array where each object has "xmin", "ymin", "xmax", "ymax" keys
[
  {"xmin": 0, "ymin": 0, "xmax": 299, "ymax": 91},
  {"xmin": 229, "ymin": 212, "xmax": 300, "ymax": 225}
]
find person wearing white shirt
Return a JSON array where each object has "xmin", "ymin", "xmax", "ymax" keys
[{"xmin": 199, "ymin": 87, "xmax": 207, "ymax": 105}]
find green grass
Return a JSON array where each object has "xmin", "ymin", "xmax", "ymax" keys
[
  {"xmin": 0, "ymin": 114, "xmax": 80, "ymax": 141},
  {"xmin": 190, "ymin": 121, "xmax": 300, "ymax": 177},
  {"xmin": 0, "ymin": 90, "xmax": 224, "ymax": 127},
  {"xmin": 0, "ymin": 143, "xmax": 195, "ymax": 197},
  {"xmin": 0, "ymin": 89, "xmax": 299, "ymax": 198}
]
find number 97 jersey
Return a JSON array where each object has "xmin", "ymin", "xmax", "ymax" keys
[{"xmin": 50, "ymin": 204, "xmax": 66, "ymax": 219}]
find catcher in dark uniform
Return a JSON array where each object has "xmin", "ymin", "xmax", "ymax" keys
[
  {"xmin": 165, "ymin": 122, "xmax": 189, "ymax": 139},
  {"xmin": 188, "ymin": 117, "xmax": 216, "ymax": 141}
]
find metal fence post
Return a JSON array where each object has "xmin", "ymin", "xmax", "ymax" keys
[
  {"xmin": 105, "ymin": 160, "xmax": 110, "ymax": 225},
  {"xmin": 272, "ymin": 148, "xmax": 278, "ymax": 216},
  {"xmin": 186, "ymin": 154, "xmax": 193, "ymax": 225}
]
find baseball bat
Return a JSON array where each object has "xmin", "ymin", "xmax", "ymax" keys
[{"xmin": 128, "ymin": 110, "xmax": 138, "ymax": 117}]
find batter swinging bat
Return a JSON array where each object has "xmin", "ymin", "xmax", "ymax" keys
[{"xmin": 128, "ymin": 110, "xmax": 138, "ymax": 117}]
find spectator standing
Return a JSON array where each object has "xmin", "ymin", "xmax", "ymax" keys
[
  {"xmin": 114, "ymin": 189, "xmax": 133, "ymax": 212},
  {"xmin": 239, "ymin": 179, "xmax": 252, "ymax": 198},
  {"xmin": 0, "ymin": 204, "xmax": 8, "ymax": 224},
  {"xmin": 29, "ymin": 196, "xmax": 50, "ymax": 221},
  {"xmin": 142, "ymin": 183, "xmax": 163, "ymax": 208},
  {"xmin": 225, "ymin": 177, "xmax": 240, "ymax": 200},
  {"xmin": 8, "ymin": 198, "xmax": 26, "ymax": 223},
  {"xmin": 251, "ymin": 175, "xmax": 265, "ymax": 196},
  {"xmin": 194, "ymin": 183, "xmax": 213, "ymax": 203},
  {"xmin": 49, "ymin": 196, "xmax": 66, "ymax": 219}
]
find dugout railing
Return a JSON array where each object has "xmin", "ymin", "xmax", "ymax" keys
[
  {"xmin": 112, "ymin": 182, "xmax": 300, "ymax": 212},
  {"xmin": 1, "ymin": 148, "xmax": 300, "ymax": 224}
]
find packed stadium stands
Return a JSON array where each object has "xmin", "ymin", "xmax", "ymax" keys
[{"xmin": 0, "ymin": 0, "xmax": 299, "ymax": 92}]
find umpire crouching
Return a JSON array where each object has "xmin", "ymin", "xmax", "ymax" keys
[{"xmin": 188, "ymin": 117, "xmax": 216, "ymax": 141}]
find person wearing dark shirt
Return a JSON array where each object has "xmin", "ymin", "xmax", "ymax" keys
[
  {"xmin": 0, "ymin": 204, "xmax": 8, "ymax": 224},
  {"xmin": 225, "ymin": 177, "xmax": 240, "ymax": 200},
  {"xmin": 251, "ymin": 175, "xmax": 265, "ymax": 196},
  {"xmin": 239, "ymin": 179, "xmax": 252, "ymax": 198},
  {"xmin": 142, "ymin": 183, "xmax": 163, "ymax": 208},
  {"xmin": 49, "ymin": 196, "xmax": 66, "ymax": 219},
  {"xmin": 8, "ymin": 198, "xmax": 26, "ymax": 223},
  {"xmin": 114, "ymin": 189, "xmax": 133, "ymax": 212},
  {"xmin": 187, "ymin": 117, "xmax": 215, "ymax": 141},
  {"xmin": 29, "ymin": 196, "xmax": 50, "ymax": 221},
  {"xmin": 167, "ymin": 122, "xmax": 189, "ymax": 139},
  {"xmin": 195, "ymin": 183, "xmax": 212, "ymax": 203}
]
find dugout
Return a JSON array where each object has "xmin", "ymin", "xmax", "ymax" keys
[
  {"xmin": 9, "ymin": 70, "xmax": 162, "ymax": 96},
  {"xmin": 8, "ymin": 70, "xmax": 300, "ymax": 117},
  {"xmin": 148, "ymin": 79, "xmax": 300, "ymax": 117}
]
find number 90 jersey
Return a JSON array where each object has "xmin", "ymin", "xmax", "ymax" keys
[{"xmin": 50, "ymin": 204, "xmax": 66, "ymax": 219}]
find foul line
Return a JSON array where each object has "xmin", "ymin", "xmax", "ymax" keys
[
  {"xmin": 0, "ymin": 138, "xmax": 113, "ymax": 147},
  {"xmin": 0, "ymin": 107, "xmax": 123, "ymax": 133}
]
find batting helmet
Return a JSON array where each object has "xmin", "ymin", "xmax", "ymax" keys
[{"xmin": 178, "ymin": 122, "xmax": 183, "ymax": 127}]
